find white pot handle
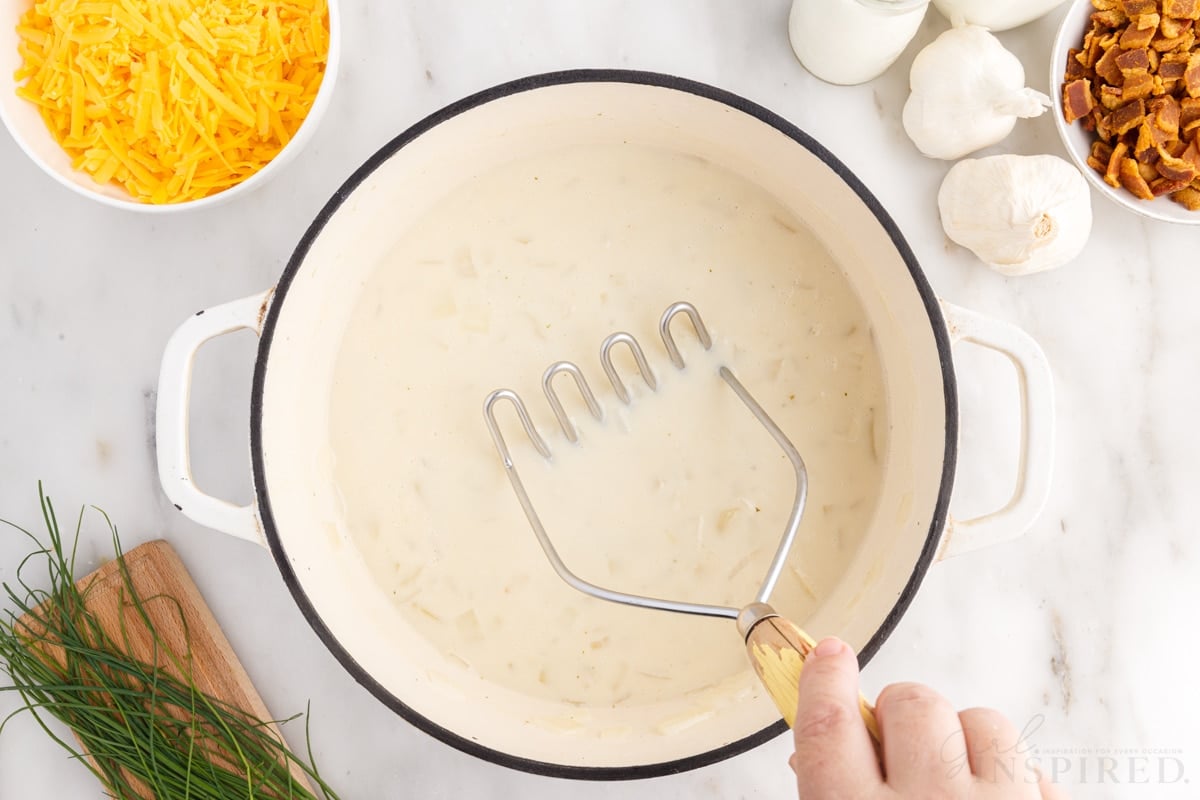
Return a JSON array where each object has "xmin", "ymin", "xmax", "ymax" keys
[
  {"xmin": 938, "ymin": 302, "xmax": 1056, "ymax": 560},
  {"xmin": 155, "ymin": 290, "xmax": 274, "ymax": 547}
]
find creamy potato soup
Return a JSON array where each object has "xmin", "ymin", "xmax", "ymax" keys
[{"xmin": 330, "ymin": 143, "xmax": 887, "ymax": 710}]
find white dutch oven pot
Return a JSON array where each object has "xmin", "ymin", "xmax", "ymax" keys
[{"xmin": 156, "ymin": 71, "xmax": 1054, "ymax": 779}]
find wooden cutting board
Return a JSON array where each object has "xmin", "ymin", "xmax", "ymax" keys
[{"xmin": 19, "ymin": 539, "xmax": 312, "ymax": 796}]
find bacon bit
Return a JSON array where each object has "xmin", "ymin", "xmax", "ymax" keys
[
  {"xmin": 1122, "ymin": 0, "xmax": 1160, "ymax": 14},
  {"xmin": 1121, "ymin": 156, "xmax": 1157, "ymax": 197},
  {"xmin": 1109, "ymin": 98, "xmax": 1149, "ymax": 134},
  {"xmin": 1156, "ymin": 145, "xmax": 1200, "ymax": 180},
  {"xmin": 1122, "ymin": 69, "xmax": 1157, "ymax": 99},
  {"xmin": 1164, "ymin": 0, "xmax": 1200, "ymax": 19},
  {"xmin": 1089, "ymin": 140, "xmax": 1117, "ymax": 173},
  {"xmin": 1078, "ymin": 34, "xmax": 1096, "ymax": 69},
  {"xmin": 1152, "ymin": 94, "xmax": 1183, "ymax": 131},
  {"xmin": 1172, "ymin": 186, "xmax": 1200, "ymax": 207},
  {"xmin": 1088, "ymin": 36, "xmax": 1107, "ymax": 68},
  {"xmin": 1152, "ymin": 29, "xmax": 1196, "ymax": 52},
  {"xmin": 1150, "ymin": 176, "xmax": 1192, "ymax": 194},
  {"xmin": 1120, "ymin": 28, "xmax": 1158, "ymax": 53},
  {"xmin": 1101, "ymin": 83, "xmax": 1126, "ymax": 109},
  {"xmin": 1097, "ymin": 112, "xmax": 1115, "ymax": 140},
  {"xmin": 1106, "ymin": 141, "xmax": 1131, "ymax": 186},
  {"xmin": 1150, "ymin": 119, "xmax": 1179, "ymax": 146},
  {"xmin": 1136, "ymin": 121, "xmax": 1160, "ymax": 159},
  {"xmin": 1161, "ymin": 17, "xmax": 1195, "ymax": 38},
  {"xmin": 1182, "ymin": 138, "xmax": 1200, "ymax": 167},
  {"xmin": 1064, "ymin": 79, "xmax": 1097, "ymax": 122},
  {"xmin": 1186, "ymin": 53, "xmax": 1200, "ymax": 96},
  {"xmin": 1116, "ymin": 47, "xmax": 1151, "ymax": 72},
  {"xmin": 1121, "ymin": 16, "xmax": 1160, "ymax": 48},
  {"xmin": 1097, "ymin": 44, "xmax": 1126, "ymax": 83},
  {"xmin": 1182, "ymin": 96, "xmax": 1200, "ymax": 127},
  {"xmin": 1094, "ymin": 8, "xmax": 1131, "ymax": 27},
  {"xmin": 1160, "ymin": 51, "xmax": 1192, "ymax": 78},
  {"xmin": 1067, "ymin": 49, "xmax": 1090, "ymax": 80}
]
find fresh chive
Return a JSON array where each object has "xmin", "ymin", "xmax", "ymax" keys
[{"xmin": 0, "ymin": 485, "xmax": 343, "ymax": 800}]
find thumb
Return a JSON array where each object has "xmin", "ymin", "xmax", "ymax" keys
[{"xmin": 791, "ymin": 637, "xmax": 883, "ymax": 796}]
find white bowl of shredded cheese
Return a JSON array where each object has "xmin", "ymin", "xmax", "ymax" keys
[{"xmin": 0, "ymin": 0, "xmax": 339, "ymax": 211}]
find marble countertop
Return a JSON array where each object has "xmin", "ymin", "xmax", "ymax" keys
[{"xmin": 2, "ymin": 2, "xmax": 1196, "ymax": 797}]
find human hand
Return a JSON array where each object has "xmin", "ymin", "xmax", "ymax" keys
[{"xmin": 790, "ymin": 637, "xmax": 1068, "ymax": 799}]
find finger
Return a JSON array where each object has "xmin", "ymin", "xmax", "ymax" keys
[
  {"xmin": 958, "ymin": 707, "xmax": 1034, "ymax": 790},
  {"xmin": 791, "ymin": 637, "xmax": 883, "ymax": 797},
  {"xmin": 876, "ymin": 682, "xmax": 971, "ymax": 794},
  {"xmin": 1038, "ymin": 770, "xmax": 1071, "ymax": 800}
]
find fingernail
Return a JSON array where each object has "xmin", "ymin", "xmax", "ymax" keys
[{"xmin": 814, "ymin": 637, "xmax": 845, "ymax": 658}]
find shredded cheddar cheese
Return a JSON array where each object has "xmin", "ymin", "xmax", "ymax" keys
[{"xmin": 14, "ymin": 0, "xmax": 330, "ymax": 204}]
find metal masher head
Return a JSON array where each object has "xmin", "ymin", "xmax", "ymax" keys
[{"xmin": 482, "ymin": 301, "xmax": 809, "ymax": 624}]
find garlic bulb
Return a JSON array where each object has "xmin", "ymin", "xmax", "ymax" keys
[
  {"xmin": 937, "ymin": 155, "xmax": 1092, "ymax": 276},
  {"xmin": 902, "ymin": 25, "xmax": 1050, "ymax": 160},
  {"xmin": 932, "ymin": 0, "xmax": 1069, "ymax": 32}
]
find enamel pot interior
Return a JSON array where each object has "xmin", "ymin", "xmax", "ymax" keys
[{"xmin": 252, "ymin": 71, "xmax": 955, "ymax": 778}]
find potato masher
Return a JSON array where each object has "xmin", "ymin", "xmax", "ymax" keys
[{"xmin": 482, "ymin": 301, "xmax": 879, "ymax": 738}]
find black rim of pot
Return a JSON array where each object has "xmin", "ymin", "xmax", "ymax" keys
[{"xmin": 250, "ymin": 68, "xmax": 959, "ymax": 781}]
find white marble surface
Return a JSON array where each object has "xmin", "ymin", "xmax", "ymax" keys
[{"xmin": 1, "ymin": 2, "xmax": 1197, "ymax": 797}]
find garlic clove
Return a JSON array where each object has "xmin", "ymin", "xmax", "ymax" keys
[
  {"xmin": 902, "ymin": 24, "xmax": 1049, "ymax": 161},
  {"xmin": 937, "ymin": 154, "xmax": 1093, "ymax": 276}
]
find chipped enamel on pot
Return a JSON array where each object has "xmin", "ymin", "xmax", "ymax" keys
[{"xmin": 156, "ymin": 71, "xmax": 1055, "ymax": 779}]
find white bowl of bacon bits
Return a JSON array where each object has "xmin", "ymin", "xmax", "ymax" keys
[
  {"xmin": 1053, "ymin": 0, "xmax": 1200, "ymax": 224},
  {"xmin": 0, "ymin": 0, "xmax": 339, "ymax": 211}
]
